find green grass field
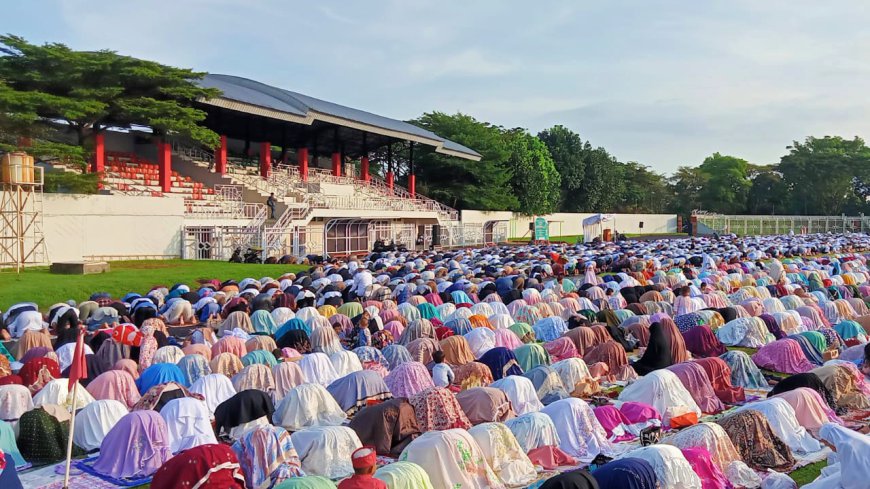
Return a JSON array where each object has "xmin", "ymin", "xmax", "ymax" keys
[
  {"xmin": 790, "ymin": 460, "xmax": 826, "ymax": 487},
  {"xmin": 0, "ymin": 260, "xmax": 308, "ymax": 310}
]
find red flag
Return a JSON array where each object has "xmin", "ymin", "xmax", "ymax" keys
[{"xmin": 67, "ymin": 329, "xmax": 87, "ymax": 391}]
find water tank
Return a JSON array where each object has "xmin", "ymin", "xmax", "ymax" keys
[{"xmin": 0, "ymin": 152, "xmax": 35, "ymax": 184}]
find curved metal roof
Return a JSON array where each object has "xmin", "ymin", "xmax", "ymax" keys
[{"xmin": 197, "ymin": 74, "xmax": 481, "ymax": 161}]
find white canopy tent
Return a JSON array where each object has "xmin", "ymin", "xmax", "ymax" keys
[{"xmin": 582, "ymin": 214, "xmax": 615, "ymax": 242}]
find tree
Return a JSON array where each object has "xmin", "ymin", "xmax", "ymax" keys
[
  {"xmin": 668, "ymin": 166, "xmax": 706, "ymax": 216},
  {"xmin": 746, "ymin": 167, "xmax": 786, "ymax": 214},
  {"xmin": 505, "ymin": 130, "xmax": 561, "ymax": 215},
  {"xmin": 618, "ymin": 161, "xmax": 671, "ymax": 213},
  {"xmin": 409, "ymin": 112, "xmax": 518, "ymax": 211},
  {"xmin": 537, "ymin": 125, "xmax": 585, "ymax": 209},
  {"xmin": 0, "ymin": 35, "xmax": 220, "ymax": 147},
  {"xmin": 696, "ymin": 153, "xmax": 751, "ymax": 214},
  {"xmin": 571, "ymin": 145, "xmax": 624, "ymax": 212},
  {"xmin": 779, "ymin": 136, "xmax": 870, "ymax": 215}
]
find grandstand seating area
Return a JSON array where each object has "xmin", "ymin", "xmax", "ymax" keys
[{"xmin": 101, "ymin": 152, "xmax": 215, "ymax": 199}]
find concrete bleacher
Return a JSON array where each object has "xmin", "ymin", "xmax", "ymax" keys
[{"xmin": 102, "ymin": 152, "xmax": 215, "ymax": 199}]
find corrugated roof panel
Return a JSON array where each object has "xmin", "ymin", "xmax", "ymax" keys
[{"xmin": 197, "ymin": 74, "xmax": 481, "ymax": 160}]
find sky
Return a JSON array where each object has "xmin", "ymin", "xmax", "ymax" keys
[{"xmin": 6, "ymin": 0, "xmax": 870, "ymax": 174}]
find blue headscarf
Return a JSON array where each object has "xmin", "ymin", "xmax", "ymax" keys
[
  {"xmin": 446, "ymin": 318, "xmax": 473, "ymax": 335},
  {"xmin": 177, "ymin": 354, "xmax": 211, "ymax": 385},
  {"xmin": 533, "ymin": 317, "xmax": 568, "ymax": 342},
  {"xmin": 251, "ymin": 310, "xmax": 278, "ymax": 335},
  {"xmin": 382, "ymin": 344, "xmax": 411, "ymax": 371},
  {"xmin": 479, "ymin": 347, "xmax": 524, "ymax": 380},
  {"xmin": 0, "ymin": 420, "xmax": 25, "ymax": 468},
  {"xmin": 834, "ymin": 320, "xmax": 865, "ymax": 340},
  {"xmin": 275, "ymin": 318, "xmax": 311, "ymax": 339},
  {"xmin": 591, "ymin": 458, "xmax": 657, "ymax": 489},
  {"xmin": 242, "ymin": 350, "xmax": 278, "ymax": 367},
  {"xmin": 787, "ymin": 334, "xmax": 825, "ymax": 366},
  {"xmin": 137, "ymin": 363, "xmax": 186, "ymax": 393}
]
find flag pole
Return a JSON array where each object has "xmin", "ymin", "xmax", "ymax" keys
[
  {"xmin": 62, "ymin": 381, "xmax": 79, "ymax": 489},
  {"xmin": 63, "ymin": 327, "xmax": 86, "ymax": 489}
]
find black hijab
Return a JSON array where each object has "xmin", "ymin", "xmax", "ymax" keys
[
  {"xmin": 716, "ymin": 307, "xmax": 737, "ymax": 323},
  {"xmin": 214, "ymin": 390, "xmax": 275, "ymax": 437},
  {"xmin": 768, "ymin": 372, "xmax": 840, "ymax": 413},
  {"xmin": 276, "ymin": 329, "xmax": 311, "ymax": 353},
  {"xmin": 602, "ymin": 322, "xmax": 634, "ymax": 352},
  {"xmin": 540, "ymin": 469, "xmax": 600, "ymax": 489},
  {"xmin": 53, "ymin": 309, "xmax": 80, "ymax": 349},
  {"xmin": 631, "ymin": 322, "xmax": 672, "ymax": 376}
]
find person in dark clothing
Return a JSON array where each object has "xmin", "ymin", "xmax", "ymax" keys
[
  {"xmin": 266, "ymin": 193, "xmax": 277, "ymax": 219},
  {"xmin": 632, "ymin": 322, "xmax": 673, "ymax": 375}
]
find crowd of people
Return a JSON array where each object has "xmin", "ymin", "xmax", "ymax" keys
[{"xmin": 1, "ymin": 232, "xmax": 870, "ymax": 488}]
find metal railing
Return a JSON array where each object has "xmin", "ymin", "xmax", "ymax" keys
[
  {"xmin": 218, "ymin": 158, "xmax": 461, "ymax": 223},
  {"xmin": 172, "ymin": 143, "xmax": 214, "ymax": 165},
  {"xmin": 184, "ymin": 200, "xmax": 266, "ymax": 220},
  {"xmin": 693, "ymin": 213, "xmax": 870, "ymax": 236}
]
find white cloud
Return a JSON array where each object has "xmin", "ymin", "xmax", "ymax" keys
[
  {"xmin": 9, "ymin": 0, "xmax": 870, "ymax": 174},
  {"xmin": 406, "ymin": 49, "xmax": 517, "ymax": 78}
]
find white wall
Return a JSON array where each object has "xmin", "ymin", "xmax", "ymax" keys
[
  {"xmin": 460, "ymin": 210, "xmax": 678, "ymax": 238},
  {"xmin": 43, "ymin": 194, "xmax": 185, "ymax": 262}
]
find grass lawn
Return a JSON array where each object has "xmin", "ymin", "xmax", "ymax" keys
[
  {"xmin": 508, "ymin": 235, "xmax": 583, "ymax": 243},
  {"xmin": 0, "ymin": 260, "xmax": 308, "ymax": 310},
  {"xmin": 790, "ymin": 460, "xmax": 826, "ymax": 487}
]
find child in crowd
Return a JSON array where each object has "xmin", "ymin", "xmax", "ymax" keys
[{"xmin": 432, "ymin": 350, "xmax": 454, "ymax": 388}]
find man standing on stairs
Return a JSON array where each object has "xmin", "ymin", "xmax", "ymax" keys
[{"xmin": 267, "ymin": 192, "xmax": 276, "ymax": 219}]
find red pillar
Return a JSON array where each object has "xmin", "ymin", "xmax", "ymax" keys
[
  {"xmin": 360, "ymin": 156, "xmax": 370, "ymax": 182},
  {"xmin": 408, "ymin": 173, "xmax": 416, "ymax": 198},
  {"xmin": 157, "ymin": 140, "xmax": 172, "ymax": 193},
  {"xmin": 298, "ymin": 148, "xmax": 309, "ymax": 182},
  {"xmin": 259, "ymin": 142, "xmax": 271, "ymax": 178},
  {"xmin": 92, "ymin": 132, "xmax": 105, "ymax": 174},
  {"xmin": 386, "ymin": 171, "xmax": 394, "ymax": 191},
  {"xmin": 215, "ymin": 134, "xmax": 227, "ymax": 175},
  {"xmin": 331, "ymin": 151, "xmax": 341, "ymax": 177}
]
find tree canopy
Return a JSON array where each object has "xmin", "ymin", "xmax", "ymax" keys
[{"xmin": 0, "ymin": 35, "xmax": 220, "ymax": 148}]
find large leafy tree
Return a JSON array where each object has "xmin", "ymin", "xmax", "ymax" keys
[
  {"xmin": 618, "ymin": 161, "xmax": 671, "ymax": 213},
  {"xmin": 746, "ymin": 166, "xmax": 787, "ymax": 214},
  {"xmin": 668, "ymin": 166, "xmax": 707, "ymax": 216},
  {"xmin": 573, "ymin": 145, "xmax": 624, "ymax": 212},
  {"xmin": 505, "ymin": 129, "xmax": 561, "ymax": 215},
  {"xmin": 779, "ymin": 136, "xmax": 870, "ymax": 215},
  {"xmin": 0, "ymin": 35, "xmax": 220, "ymax": 147},
  {"xmin": 409, "ymin": 112, "xmax": 518, "ymax": 211},
  {"xmin": 537, "ymin": 125, "xmax": 585, "ymax": 209},
  {"xmin": 696, "ymin": 153, "xmax": 751, "ymax": 214}
]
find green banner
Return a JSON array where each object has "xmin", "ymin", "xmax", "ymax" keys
[{"xmin": 534, "ymin": 217, "xmax": 549, "ymax": 241}]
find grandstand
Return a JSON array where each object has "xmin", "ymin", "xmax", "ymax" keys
[{"xmin": 50, "ymin": 74, "xmax": 491, "ymax": 261}]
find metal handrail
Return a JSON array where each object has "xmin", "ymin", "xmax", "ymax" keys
[{"xmin": 172, "ymin": 143, "xmax": 214, "ymax": 164}]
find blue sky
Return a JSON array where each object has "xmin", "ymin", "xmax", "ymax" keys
[{"xmin": 7, "ymin": 0, "xmax": 870, "ymax": 173}]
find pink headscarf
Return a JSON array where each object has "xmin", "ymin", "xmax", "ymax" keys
[
  {"xmin": 593, "ymin": 405, "xmax": 635, "ymax": 442},
  {"xmin": 543, "ymin": 337, "xmax": 579, "ymax": 362},
  {"xmin": 493, "ymin": 329, "xmax": 523, "ymax": 350},
  {"xmin": 137, "ymin": 324, "xmax": 158, "ymax": 373},
  {"xmin": 774, "ymin": 387, "xmax": 844, "ymax": 436},
  {"xmin": 751, "ymin": 338, "xmax": 814, "ymax": 374},
  {"xmin": 272, "ymin": 362, "xmax": 306, "ymax": 399},
  {"xmin": 680, "ymin": 447, "xmax": 730, "ymax": 489},
  {"xmin": 211, "ymin": 336, "xmax": 247, "ymax": 359},
  {"xmin": 112, "ymin": 359, "xmax": 140, "ymax": 380},
  {"xmin": 86, "ymin": 370, "xmax": 141, "ymax": 409},
  {"xmin": 667, "ymin": 362, "xmax": 725, "ymax": 414}
]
